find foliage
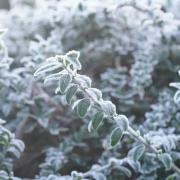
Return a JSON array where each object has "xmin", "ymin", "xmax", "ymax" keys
[
  {"xmin": 0, "ymin": 119, "xmax": 24, "ymax": 180},
  {"xmin": 35, "ymin": 50, "xmax": 180, "ymax": 179},
  {"xmin": 0, "ymin": 0, "xmax": 180, "ymax": 179}
]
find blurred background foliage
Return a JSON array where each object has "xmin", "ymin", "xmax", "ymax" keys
[{"xmin": 0, "ymin": 0, "xmax": 180, "ymax": 179}]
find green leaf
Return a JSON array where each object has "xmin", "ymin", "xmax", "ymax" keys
[
  {"xmin": 66, "ymin": 84, "xmax": 78, "ymax": 104},
  {"xmin": 65, "ymin": 50, "xmax": 81, "ymax": 70},
  {"xmin": 59, "ymin": 74, "xmax": 71, "ymax": 93},
  {"xmin": 159, "ymin": 153, "xmax": 172, "ymax": 170},
  {"xmin": 116, "ymin": 166, "xmax": 132, "ymax": 177},
  {"xmin": 110, "ymin": 127, "xmax": 123, "ymax": 146},
  {"xmin": 0, "ymin": 136, "xmax": 8, "ymax": 146},
  {"xmin": 76, "ymin": 98, "xmax": 91, "ymax": 117},
  {"xmin": 165, "ymin": 173, "xmax": 177, "ymax": 180},
  {"xmin": 100, "ymin": 100, "xmax": 116, "ymax": 116},
  {"xmin": 86, "ymin": 88, "xmax": 102, "ymax": 100},
  {"xmin": 75, "ymin": 75, "xmax": 91, "ymax": 88},
  {"xmin": 44, "ymin": 70, "xmax": 67, "ymax": 84},
  {"xmin": 114, "ymin": 115, "xmax": 129, "ymax": 131},
  {"xmin": 34, "ymin": 60, "xmax": 62, "ymax": 77},
  {"xmin": 92, "ymin": 111, "xmax": 104, "ymax": 130},
  {"xmin": 132, "ymin": 144, "xmax": 145, "ymax": 161}
]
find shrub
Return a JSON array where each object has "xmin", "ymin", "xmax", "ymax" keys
[
  {"xmin": 0, "ymin": 0, "xmax": 180, "ymax": 179},
  {"xmin": 34, "ymin": 50, "xmax": 180, "ymax": 179}
]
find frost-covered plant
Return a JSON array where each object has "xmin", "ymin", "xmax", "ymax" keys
[
  {"xmin": 170, "ymin": 71, "xmax": 180, "ymax": 104},
  {"xmin": 0, "ymin": 0, "xmax": 180, "ymax": 179},
  {"xmin": 0, "ymin": 29, "xmax": 24, "ymax": 179},
  {"xmin": 0, "ymin": 119, "xmax": 24, "ymax": 179},
  {"xmin": 35, "ymin": 51, "xmax": 180, "ymax": 179}
]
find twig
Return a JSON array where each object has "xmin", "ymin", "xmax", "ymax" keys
[{"xmin": 63, "ymin": 63, "xmax": 180, "ymax": 176}]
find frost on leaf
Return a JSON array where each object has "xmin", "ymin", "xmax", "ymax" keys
[
  {"xmin": 74, "ymin": 98, "xmax": 91, "ymax": 118},
  {"xmin": 91, "ymin": 111, "xmax": 104, "ymax": 130},
  {"xmin": 114, "ymin": 115, "xmax": 129, "ymax": 131},
  {"xmin": 66, "ymin": 84, "xmax": 78, "ymax": 104},
  {"xmin": 131, "ymin": 144, "xmax": 146, "ymax": 161},
  {"xmin": 159, "ymin": 153, "xmax": 172, "ymax": 170},
  {"xmin": 65, "ymin": 50, "xmax": 81, "ymax": 70},
  {"xmin": 100, "ymin": 100, "xmax": 116, "ymax": 116},
  {"xmin": 110, "ymin": 127, "xmax": 123, "ymax": 146},
  {"xmin": 75, "ymin": 74, "xmax": 92, "ymax": 88},
  {"xmin": 58, "ymin": 74, "xmax": 72, "ymax": 93}
]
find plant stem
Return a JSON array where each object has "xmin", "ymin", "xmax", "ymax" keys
[
  {"xmin": 63, "ymin": 63, "xmax": 180, "ymax": 176},
  {"xmin": 127, "ymin": 126, "xmax": 180, "ymax": 175}
]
